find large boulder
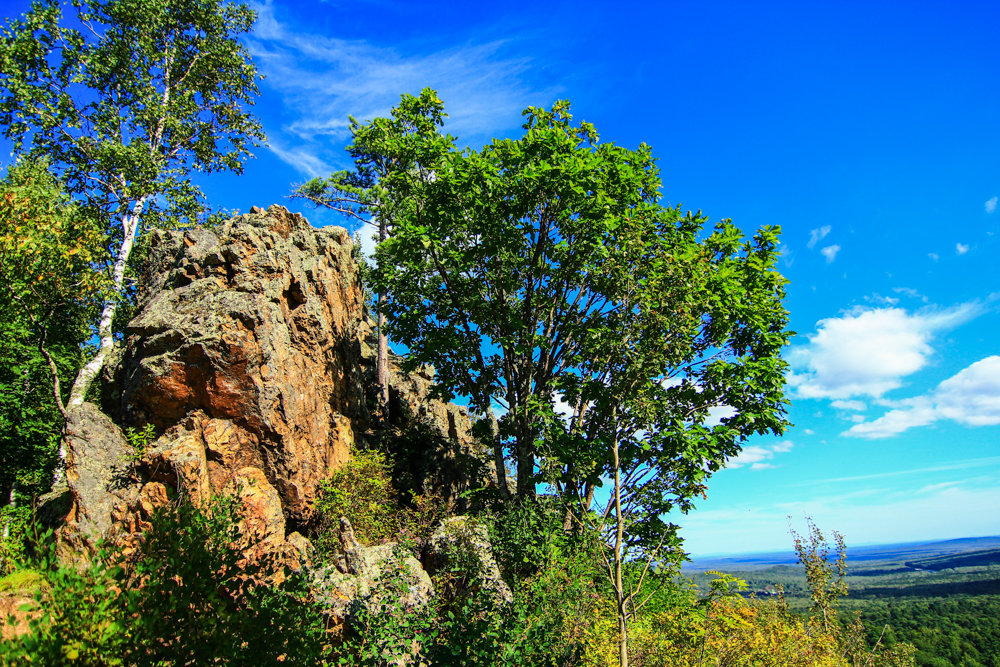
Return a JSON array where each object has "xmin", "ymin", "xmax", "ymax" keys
[
  {"xmin": 56, "ymin": 204, "xmax": 497, "ymax": 556},
  {"xmin": 37, "ymin": 403, "xmax": 141, "ymax": 551},
  {"xmin": 312, "ymin": 517, "xmax": 434, "ymax": 620},
  {"xmin": 104, "ymin": 206, "xmax": 362, "ymax": 527}
]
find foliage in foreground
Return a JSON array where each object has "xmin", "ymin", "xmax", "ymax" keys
[
  {"xmin": 0, "ymin": 497, "xmax": 332, "ymax": 665},
  {"xmin": 2, "ymin": 478, "xmax": 923, "ymax": 667}
]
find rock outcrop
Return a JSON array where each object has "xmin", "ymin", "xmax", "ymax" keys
[
  {"xmin": 426, "ymin": 516, "xmax": 513, "ymax": 605},
  {"xmin": 50, "ymin": 205, "xmax": 493, "ymax": 569},
  {"xmin": 311, "ymin": 518, "xmax": 434, "ymax": 621}
]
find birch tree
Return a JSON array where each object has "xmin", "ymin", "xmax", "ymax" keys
[{"xmin": 0, "ymin": 0, "xmax": 264, "ymax": 414}]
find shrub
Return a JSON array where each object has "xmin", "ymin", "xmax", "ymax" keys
[
  {"xmin": 1, "ymin": 496, "xmax": 333, "ymax": 665},
  {"xmin": 312, "ymin": 449, "xmax": 445, "ymax": 559}
]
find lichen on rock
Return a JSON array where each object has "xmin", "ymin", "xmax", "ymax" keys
[{"xmin": 48, "ymin": 205, "xmax": 496, "ymax": 572}]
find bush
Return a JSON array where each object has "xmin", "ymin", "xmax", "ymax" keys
[
  {"xmin": 0, "ymin": 496, "xmax": 333, "ymax": 665},
  {"xmin": 0, "ymin": 504, "xmax": 31, "ymax": 577},
  {"xmin": 312, "ymin": 449, "xmax": 445, "ymax": 560}
]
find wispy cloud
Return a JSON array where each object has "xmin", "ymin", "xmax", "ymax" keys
[
  {"xmin": 893, "ymin": 287, "xmax": 929, "ymax": 303},
  {"xmin": 809, "ymin": 457, "xmax": 1000, "ymax": 484},
  {"xmin": 247, "ymin": 1, "xmax": 559, "ymax": 175},
  {"xmin": 986, "ymin": 196, "xmax": 998, "ymax": 214},
  {"xmin": 845, "ymin": 356, "xmax": 1000, "ymax": 439},
  {"xmin": 820, "ymin": 244, "xmax": 840, "ymax": 263},
  {"xmin": 956, "ymin": 242, "xmax": 969, "ymax": 255},
  {"xmin": 787, "ymin": 301, "xmax": 983, "ymax": 400},
  {"xmin": 726, "ymin": 440, "xmax": 794, "ymax": 470},
  {"xmin": 807, "ymin": 225, "xmax": 831, "ymax": 249}
]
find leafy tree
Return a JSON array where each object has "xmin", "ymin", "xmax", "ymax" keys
[
  {"xmin": 292, "ymin": 88, "xmax": 455, "ymax": 416},
  {"xmin": 0, "ymin": 160, "xmax": 101, "ymax": 504},
  {"xmin": 0, "ymin": 0, "xmax": 265, "ymax": 419},
  {"xmin": 371, "ymin": 99, "xmax": 790, "ymax": 511},
  {"xmin": 790, "ymin": 516, "xmax": 849, "ymax": 634},
  {"xmin": 366, "ymin": 98, "xmax": 790, "ymax": 665}
]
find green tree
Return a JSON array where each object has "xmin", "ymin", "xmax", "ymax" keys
[
  {"xmin": 371, "ymin": 99, "xmax": 790, "ymax": 498},
  {"xmin": 368, "ymin": 99, "xmax": 791, "ymax": 666},
  {"xmin": 292, "ymin": 88, "xmax": 455, "ymax": 416},
  {"xmin": 0, "ymin": 159, "xmax": 101, "ymax": 507},
  {"xmin": 0, "ymin": 0, "xmax": 265, "ymax": 421}
]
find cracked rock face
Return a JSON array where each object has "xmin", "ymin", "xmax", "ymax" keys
[
  {"xmin": 105, "ymin": 205, "xmax": 363, "ymax": 527},
  {"xmin": 71, "ymin": 205, "xmax": 367, "ymax": 555},
  {"xmin": 66, "ymin": 205, "xmax": 493, "ymax": 559}
]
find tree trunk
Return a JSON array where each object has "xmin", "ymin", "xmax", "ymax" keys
[
  {"xmin": 2, "ymin": 483, "xmax": 13, "ymax": 540},
  {"xmin": 515, "ymin": 433, "xmax": 536, "ymax": 499},
  {"xmin": 488, "ymin": 409, "xmax": 511, "ymax": 499},
  {"xmin": 68, "ymin": 196, "xmax": 147, "ymax": 409},
  {"xmin": 612, "ymin": 429, "xmax": 629, "ymax": 667},
  {"xmin": 376, "ymin": 218, "xmax": 389, "ymax": 411}
]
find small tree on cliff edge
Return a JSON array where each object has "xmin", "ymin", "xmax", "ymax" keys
[
  {"xmin": 292, "ymin": 88, "xmax": 454, "ymax": 417},
  {"xmin": 0, "ymin": 0, "xmax": 264, "ymax": 425}
]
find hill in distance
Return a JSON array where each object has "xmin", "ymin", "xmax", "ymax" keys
[{"xmin": 685, "ymin": 535, "xmax": 1000, "ymax": 573}]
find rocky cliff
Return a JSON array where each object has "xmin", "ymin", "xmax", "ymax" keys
[{"xmin": 49, "ymin": 205, "xmax": 493, "ymax": 561}]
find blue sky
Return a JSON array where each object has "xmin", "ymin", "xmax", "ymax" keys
[{"xmin": 4, "ymin": 0, "xmax": 999, "ymax": 556}]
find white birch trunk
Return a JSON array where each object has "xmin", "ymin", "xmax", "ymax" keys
[
  {"xmin": 67, "ymin": 196, "xmax": 148, "ymax": 411},
  {"xmin": 2, "ymin": 483, "xmax": 13, "ymax": 540}
]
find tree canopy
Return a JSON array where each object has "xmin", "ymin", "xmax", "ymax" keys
[
  {"xmin": 0, "ymin": 159, "xmax": 99, "ymax": 500},
  {"xmin": 293, "ymin": 88, "xmax": 455, "ymax": 411},
  {"xmin": 365, "ymin": 98, "xmax": 791, "ymax": 516}
]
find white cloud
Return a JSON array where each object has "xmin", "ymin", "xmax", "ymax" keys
[
  {"xmin": 248, "ymin": 1, "xmax": 559, "ymax": 175},
  {"xmin": 787, "ymin": 302, "xmax": 982, "ymax": 400},
  {"xmin": 928, "ymin": 253, "xmax": 939, "ymax": 262},
  {"xmin": 986, "ymin": 196, "xmax": 998, "ymax": 214},
  {"xmin": 811, "ymin": 456, "xmax": 1000, "ymax": 484},
  {"xmin": 354, "ymin": 219, "xmax": 378, "ymax": 258},
  {"xmin": 706, "ymin": 405, "xmax": 737, "ymax": 426},
  {"xmin": 807, "ymin": 225, "xmax": 831, "ymax": 249},
  {"xmin": 727, "ymin": 440, "xmax": 794, "ymax": 470},
  {"xmin": 845, "ymin": 356, "xmax": 1000, "ymax": 439},
  {"xmin": 266, "ymin": 140, "xmax": 334, "ymax": 179},
  {"xmin": 893, "ymin": 287, "xmax": 929, "ymax": 303},
  {"xmin": 820, "ymin": 244, "xmax": 840, "ymax": 263},
  {"xmin": 956, "ymin": 242, "xmax": 969, "ymax": 255},
  {"xmin": 771, "ymin": 440, "xmax": 794, "ymax": 453},
  {"xmin": 865, "ymin": 293, "xmax": 899, "ymax": 307},
  {"xmin": 831, "ymin": 399, "xmax": 866, "ymax": 411},
  {"xmin": 778, "ymin": 242, "xmax": 794, "ymax": 267}
]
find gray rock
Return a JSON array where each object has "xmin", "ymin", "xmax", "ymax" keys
[
  {"xmin": 426, "ymin": 516, "xmax": 513, "ymax": 605},
  {"xmin": 312, "ymin": 517, "xmax": 434, "ymax": 621},
  {"xmin": 61, "ymin": 403, "xmax": 140, "ymax": 549}
]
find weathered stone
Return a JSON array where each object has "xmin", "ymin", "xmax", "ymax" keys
[
  {"xmin": 312, "ymin": 518, "xmax": 434, "ymax": 621},
  {"xmin": 107, "ymin": 206, "xmax": 361, "ymax": 526},
  {"xmin": 58, "ymin": 204, "xmax": 496, "ymax": 567},
  {"xmin": 57, "ymin": 403, "xmax": 140, "ymax": 548},
  {"xmin": 286, "ymin": 531, "xmax": 314, "ymax": 566},
  {"xmin": 227, "ymin": 466, "xmax": 285, "ymax": 546},
  {"xmin": 426, "ymin": 516, "xmax": 513, "ymax": 605}
]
